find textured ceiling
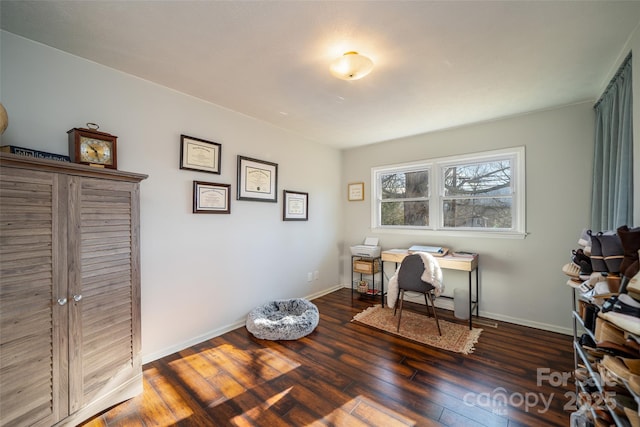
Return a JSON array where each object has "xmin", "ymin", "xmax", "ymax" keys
[{"xmin": 2, "ymin": 1, "xmax": 639, "ymax": 149}]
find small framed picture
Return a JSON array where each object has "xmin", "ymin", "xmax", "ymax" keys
[
  {"xmin": 193, "ymin": 181, "xmax": 231, "ymax": 214},
  {"xmin": 348, "ymin": 182, "xmax": 365, "ymax": 201},
  {"xmin": 283, "ymin": 190, "xmax": 308, "ymax": 221},
  {"xmin": 180, "ymin": 134, "xmax": 221, "ymax": 174},
  {"xmin": 237, "ymin": 155, "xmax": 278, "ymax": 202}
]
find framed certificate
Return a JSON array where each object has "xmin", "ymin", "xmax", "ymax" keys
[
  {"xmin": 348, "ymin": 182, "xmax": 365, "ymax": 201},
  {"xmin": 237, "ymin": 155, "xmax": 278, "ymax": 202},
  {"xmin": 283, "ymin": 190, "xmax": 308, "ymax": 221},
  {"xmin": 193, "ymin": 181, "xmax": 231, "ymax": 214},
  {"xmin": 180, "ymin": 134, "xmax": 221, "ymax": 174}
]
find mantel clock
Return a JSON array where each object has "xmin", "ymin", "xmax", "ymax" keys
[{"xmin": 68, "ymin": 123, "xmax": 117, "ymax": 169}]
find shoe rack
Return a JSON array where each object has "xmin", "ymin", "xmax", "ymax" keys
[{"xmin": 571, "ymin": 287, "xmax": 640, "ymax": 426}]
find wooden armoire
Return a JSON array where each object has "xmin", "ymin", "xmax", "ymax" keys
[{"xmin": 0, "ymin": 152, "xmax": 148, "ymax": 426}]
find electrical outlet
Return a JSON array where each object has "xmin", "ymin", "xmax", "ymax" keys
[{"xmin": 307, "ymin": 272, "xmax": 313, "ymax": 282}]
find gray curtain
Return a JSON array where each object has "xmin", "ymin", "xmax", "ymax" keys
[{"xmin": 591, "ymin": 54, "xmax": 634, "ymax": 230}]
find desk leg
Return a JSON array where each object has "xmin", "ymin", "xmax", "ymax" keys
[
  {"xmin": 475, "ymin": 267, "xmax": 479, "ymax": 318},
  {"xmin": 467, "ymin": 268, "xmax": 480, "ymax": 330},
  {"xmin": 381, "ymin": 260, "xmax": 385, "ymax": 307},
  {"xmin": 468, "ymin": 271, "xmax": 473, "ymax": 330}
]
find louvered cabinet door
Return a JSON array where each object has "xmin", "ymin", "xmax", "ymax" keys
[
  {"xmin": 67, "ymin": 176, "xmax": 142, "ymax": 414},
  {"xmin": 0, "ymin": 167, "xmax": 68, "ymax": 426}
]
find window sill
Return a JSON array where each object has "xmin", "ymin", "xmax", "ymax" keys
[{"xmin": 371, "ymin": 227, "xmax": 528, "ymax": 240}]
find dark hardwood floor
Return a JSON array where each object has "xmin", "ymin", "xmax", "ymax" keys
[{"xmin": 82, "ymin": 288, "xmax": 574, "ymax": 426}]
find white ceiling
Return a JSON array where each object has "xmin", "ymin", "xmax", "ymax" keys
[{"xmin": 2, "ymin": 1, "xmax": 639, "ymax": 149}]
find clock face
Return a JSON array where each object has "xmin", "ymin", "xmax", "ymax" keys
[{"xmin": 79, "ymin": 137, "xmax": 113, "ymax": 165}]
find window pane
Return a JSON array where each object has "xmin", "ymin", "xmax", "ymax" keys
[
  {"xmin": 443, "ymin": 198, "xmax": 512, "ymax": 228},
  {"xmin": 381, "ymin": 201, "xmax": 429, "ymax": 226},
  {"xmin": 381, "ymin": 170, "xmax": 429, "ymax": 199},
  {"xmin": 444, "ymin": 161, "xmax": 511, "ymax": 197}
]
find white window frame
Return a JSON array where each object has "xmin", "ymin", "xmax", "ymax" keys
[{"xmin": 371, "ymin": 147, "xmax": 526, "ymax": 239}]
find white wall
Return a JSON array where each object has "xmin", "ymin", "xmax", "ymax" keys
[
  {"xmin": 341, "ymin": 103, "xmax": 595, "ymax": 333},
  {"xmin": 1, "ymin": 31, "xmax": 343, "ymax": 362}
]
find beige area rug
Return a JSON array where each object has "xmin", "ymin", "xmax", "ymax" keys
[{"xmin": 352, "ymin": 305, "xmax": 482, "ymax": 354}]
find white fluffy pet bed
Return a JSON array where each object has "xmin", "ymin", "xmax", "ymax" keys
[{"xmin": 246, "ymin": 298, "xmax": 319, "ymax": 340}]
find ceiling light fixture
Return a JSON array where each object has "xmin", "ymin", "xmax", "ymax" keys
[{"xmin": 329, "ymin": 51, "xmax": 374, "ymax": 81}]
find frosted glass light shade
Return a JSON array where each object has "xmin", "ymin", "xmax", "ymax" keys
[{"xmin": 329, "ymin": 51, "xmax": 374, "ymax": 81}]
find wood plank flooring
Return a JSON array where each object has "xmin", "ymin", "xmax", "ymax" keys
[{"xmin": 81, "ymin": 288, "xmax": 575, "ymax": 426}]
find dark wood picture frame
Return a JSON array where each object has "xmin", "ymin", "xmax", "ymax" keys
[
  {"xmin": 193, "ymin": 181, "xmax": 231, "ymax": 214},
  {"xmin": 237, "ymin": 155, "xmax": 278, "ymax": 202},
  {"xmin": 283, "ymin": 190, "xmax": 308, "ymax": 221},
  {"xmin": 180, "ymin": 134, "xmax": 221, "ymax": 174}
]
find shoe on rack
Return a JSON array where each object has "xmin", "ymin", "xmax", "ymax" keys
[
  {"xmin": 599, "ymin": 233, "xmax": 624, "ymax": 274},
  {"xmin": 567, "ymin": 278, "xmax": 592, "ymax": 293},
  {"xmin": 613, "ymin": 393, "xmax": 638, "ymax": 418},
  {"xmin": 596, "ymin": 341, "xmax": 639, "ymax": 358},
  {"xmin": 588, "ymin": 230, "xmax": 608, "ymax": 273},
  {"xmin": 595, "ymin": 317, "xmax": 626, "ymax": 345},
  {"xmin": 579, "ymin": 333, "xmax": 597, "ymax": 349},
  {"xmin": 629, "ymin": 374, "xmax": 640, "ymax": 395},
  {"xmin": 583, "ymin": 303, "xmax": 601, "ymax": 332},
  {"xmin": 572, "ymin": 248, "xmax": 592, "ymax": 267},
  {"xmin": 627, "ymin": 259, "xmax": 639, "ymax": 281},
  {"xmin": 599, "ymin": 311, "xmax": 640, "ymax": 335},
  {"xmin": 621, "ymin": 357, "xmax": 640, "ymax": 375},
  {"xmin": 618, "ymin": 225, "xmax": 640, "ymax": 277},
  {"xmin": 601, "ymin": 354, "xmax": 631, "ymax": 381},
  {"xmin": 578, "ymin": 228, "xmax": 592, "ymax": 251},
  {"xmin": 624, "ymin": 406, "xmax": 640, "ymax": 427},
  {"xmin": 628, "ymin": 258, "xmax": 640, "ymax": 300},
  {"xmin": 574, "ymin": 367, "xmax": 599, "ymax": 392},
  {"xmin": 602, "ymin": 293, "xmax": 640, "ymax": 317},
  {"xmin": 563, "ymin": 262, "xmax": 581, "ymax": 279},
  {"xmin": 616, "ymin": 293, "xmax": 640, "ymax": 314},
  {"xmin": 579, "ymin": 261, "xmax": 593, "ymax": 281},
  {"xmin": 601, "ymin": 355, "xmax": 638, "ymax": 384}
]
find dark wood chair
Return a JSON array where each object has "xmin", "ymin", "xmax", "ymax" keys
[{"xmin": 394, "ymin": 253, "xmax": 442, "ymax": 335}]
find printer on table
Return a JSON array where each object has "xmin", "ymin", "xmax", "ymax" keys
[{"xmin": 350, "ymin": 237, "xmax": 381, "ymax": 258}]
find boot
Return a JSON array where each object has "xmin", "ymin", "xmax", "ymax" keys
[
  {"xmin": 599, "ymin": 233, "xmax": 624, "ymax": 274},
  {"xmin": 588, "ymin": 230, "xmax": 608, "ymax": 273},
  {"xmin": 617, "ymin": 225, "xmax": 640, "ymax": 276}
]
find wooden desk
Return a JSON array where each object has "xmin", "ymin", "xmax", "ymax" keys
[{"xmin": 381, "ymin": 249, "xmax": 480, "ymax": 329}]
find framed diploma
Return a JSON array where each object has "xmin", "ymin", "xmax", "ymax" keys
[
  {"xmin": 283, "ymin": 190, "xmax": 308, "ymax": 221},
  {"xmin": 237, "ymin": 155, "xmax": 278, "ymax": 202},
  {"xmin": 180, "ymin": 134, "xmax": 221, "ymax": 174},
  {"xmin": 348, "ymin": 182, "xmax": 365, "ymax": 201},
  {"xmin": 193, "ymin": 181, "xmax": 231, "ymax": 214}
]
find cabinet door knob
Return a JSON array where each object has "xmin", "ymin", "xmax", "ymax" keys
[
  {"xmin": 57, "ymin": 297, "xmax": 67, "ymax": 306},
  {"xmin": 73, "ymin": 294, "xmax": 83, "ymax": 302}
]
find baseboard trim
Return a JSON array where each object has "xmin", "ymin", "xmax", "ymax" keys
[
  {"xmin": 340, "ymin": 284, "xmax": 572, "ymax": 336},
  {"xmin": 142, "ymin": 284, "xmax": 346, "ymax": 364}
]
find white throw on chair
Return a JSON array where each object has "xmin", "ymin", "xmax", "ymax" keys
[{"xmin": 394, "ymin": 253, "xmax": 442, "ymax": 335}]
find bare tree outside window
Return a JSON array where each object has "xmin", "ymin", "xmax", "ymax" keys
[
  {"xmin": 380, "ymin": 169, "xmax": 429, "ymax": 226},
  {"xmin": 442, "ymin": 161, "xmax": 512, "ymax": 228}
]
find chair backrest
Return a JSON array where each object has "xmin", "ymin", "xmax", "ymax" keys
[{"xmin": 397, "ymin": 253, "xmax": 436, "ymax": 292}]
